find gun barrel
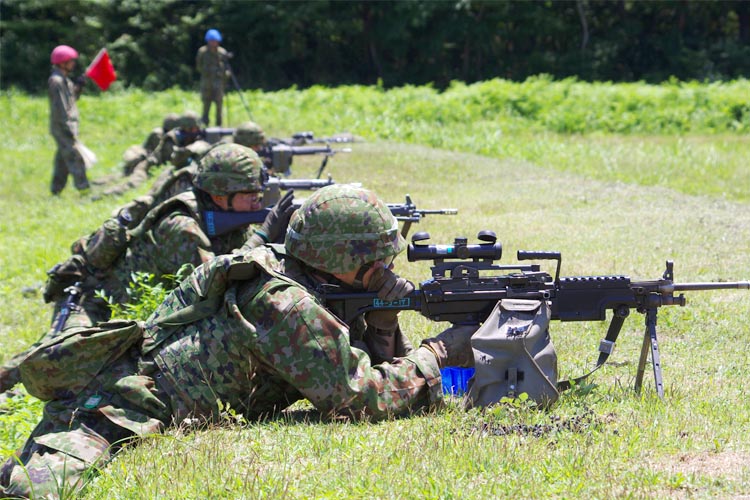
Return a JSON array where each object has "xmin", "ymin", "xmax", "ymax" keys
[
  {"xmin": 416, "ymin": 208, "xmax": 458, "ymax": 215},
  {"xmin": 290, "ymin": 145, "xmax": 332, "ymax": 155},
  {"xmin": 672, "ymin": 281, "xmax": 750, "ymax": 292},
  {"xmin": 276, "ymin": 178, "xmax": 335, "ymax": 190}
]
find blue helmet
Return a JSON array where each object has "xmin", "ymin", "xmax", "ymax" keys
[{"xmin": 205, "ymin": 29, "xmax": 222, "ymax": 43}]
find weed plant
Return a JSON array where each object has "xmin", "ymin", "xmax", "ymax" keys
[{"xmin": 1, "ymin": 79, "xmax": 749, "ymax": 498}]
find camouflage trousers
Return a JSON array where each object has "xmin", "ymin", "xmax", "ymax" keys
[
  {"xmin": 100, "ymin": 159, "xmax": 151, "ymax": 198},
  {"xmin": 0, "ymin": 350, "xmax": 171, "ymax": 499},
  {"xmin": 51, "ymin": 133, "xmax": 90, "ymax": 195},
  {"xmin": 200, "ymin": 84, "xmax": 224, "ymax": 127}
]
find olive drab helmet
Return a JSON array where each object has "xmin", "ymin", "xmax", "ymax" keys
[
  {"xmin": 233, "ymin": 121, "xmax": 265, "ymax": 148},
  {"xmin": 193, "ymin": 143, "xmax": 264, "ymax": 195},
  {"xmin": 163, "ymin": 113, "xmax": 180, "ymax": 132},
  {"xmin": 285, "ymin": 185, "xmax": 406, "ymax": 274},
  {"xmin": 178, "ymin": 111, "xmax": 201, "ymax": 130}
]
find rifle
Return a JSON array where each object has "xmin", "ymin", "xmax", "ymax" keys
[
  {"xmin": 52, "ymin": 282, "xmax": 83, "ymax": 334},
  {"xmin": 203, "ymin": 194, "xmax": 458, "ymax": 238},
  {"xmin": 319, "ymin": 231, "xmax": 750, "ymax": 399},
  {"xmin": 388, "ymin": 194, "xmax": 458, "ymax": 238}
]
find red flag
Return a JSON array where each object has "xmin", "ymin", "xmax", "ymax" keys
[{"xmin": 85, "ymin": 48, "xmax": 117, "ymax": 91}]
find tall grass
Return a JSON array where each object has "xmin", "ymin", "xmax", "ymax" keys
[{"xmin": 1, "ymin": 79, "xmax": 750, "ymax": 498}]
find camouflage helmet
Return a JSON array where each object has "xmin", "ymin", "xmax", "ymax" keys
[
  {"xmin": 178, "ymin": 111, "xmax": 201, "ymax": 130},
  {"xmin": 163, "ymin": 113, "xmax": 180, "ymax": 132},
  {"xmin": 233, "ymin": 121, "xmax": 265, "ymax": 148},
  {"xmin": 193, "ymin": 143, "xmax": 264, "ymax": 195},
  {"xmin": 285, "ymin": 185, "xmax": 406, "ymax": 274}
]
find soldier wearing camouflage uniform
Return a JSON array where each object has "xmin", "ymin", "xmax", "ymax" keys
[
  {"xmin": 48, "ymin": 45, "xmax": 90, "ymax": 195},
  {"xmin": 102, "ymin": 111, "xmax": 207, "ymax": 197},
  {"xmin": 143, "ymin": 112, "xmax": 180, "ymax": 154},
  {"xmin": 0, "ymin": 144, "xmax": 295, "ymax": 395},
  {"xmin": 0, "ymin": 184, "xmax": 474, "ymax": 499},
  {"xmin": 134, "ymin": 120, "xmax": 267, "ymax": 209},
  {"xmin": 196, "ymin": 28, "xmax": 230, "ymax": 126}
]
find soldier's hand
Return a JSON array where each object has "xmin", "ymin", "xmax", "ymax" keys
[
  {"xmin": 74, "ymin": 75, "xmax": 87, "ymax": 93},
  {"xmin": 420, "ymin": 324, "xmax": 477, "ymax": 368},
  {"xmin": 260, "ymin": 189, "xmax": 296, "ymax": 243},
  {"xmin": 366, "ymin": 266, "xmax": 414, "ymax": 301},
  {"xmin": 363, "ymin": 266, "xmax": 414, "ymax": 331}
]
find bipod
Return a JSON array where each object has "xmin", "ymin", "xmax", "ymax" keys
[{"xmin": 634, "ymin": 307, "xmax": 665, "ymax": 399}]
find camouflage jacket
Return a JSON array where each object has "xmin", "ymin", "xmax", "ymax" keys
[
  {"xmin": 196, "ymin": 45, "xmax": 229, "ymax": 90},
  {"xmin": 142, "ymin": 126, "xmax": 164, "ymax": 153},
  {"xmin": 48, "ymin": 68, "xmax": 78, "ymax": 139},
  {"xmin": 92, "ymin": 190, "xmax": 249, "ymax": 306},
  {"xmin": 141, "ymin": 245, "xmax": 443, "ymax": 423},
  {"xmin": 148, "ymin": 130, "xmax": 204, "ymax": 167}
]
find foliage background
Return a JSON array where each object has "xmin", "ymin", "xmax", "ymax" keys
[{"xmin": 4, "ymin": 0, "xmax": 750, "ymax": 93}]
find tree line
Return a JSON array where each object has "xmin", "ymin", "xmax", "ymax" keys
[{"xmin": 3, "ymin": 0, "xmax": 750, "ymax": 94}]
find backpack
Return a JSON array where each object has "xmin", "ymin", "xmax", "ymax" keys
[
  {"xmin": 464, "ymin": 299, "xmax": 559, "ymax": 409},
  {"xmin": 19, "ymin": 319, "xmax": 143, "ymax": 401}
]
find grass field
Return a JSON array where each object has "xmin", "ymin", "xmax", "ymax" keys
[{"xmin": 1, "ymin": 82, "xmax": 750, "ymax": 498}]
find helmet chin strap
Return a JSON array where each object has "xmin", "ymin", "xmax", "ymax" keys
[
  {"xmin": 351, "ymin": 263, "xmax": 373, "ymax": 290},
  {"xmin": 226, "ymin": 193, "xmax": 236, "ymax": 211}
]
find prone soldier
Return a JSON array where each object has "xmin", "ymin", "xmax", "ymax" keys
[
  {"xmin": 101, "ymin": 111, "xmax": 208, "ymax": 197},
  {"xmin": 0, "ymin": 144, "xmax": 295, "ymax": 394},
  {"xmin": 0, "ymin": 184, "xmax": 474, "ymax": 498}
]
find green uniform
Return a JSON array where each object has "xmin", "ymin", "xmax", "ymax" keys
[
  {"xmin": 196, "ymin": 45, "xmax": 229, "ymax": 126},
  {"xmin": 102, "ymin": 129, "xmax": 200, "ymax": 198},
  {"xmin": 48, "ymin": 68, "xmax": 89, "ymax": 194},
  {"xmin": 0, "ymin": 246, "xmax": 441, "ymax": 499},
  {"xmin": 0, "ymin": 190, "xmax": 251, "ymax": 393}
]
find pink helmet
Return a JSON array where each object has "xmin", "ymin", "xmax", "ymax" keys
[{"xmin": 50, "ymin": 45, "xmax": 79, "ymax": 65}]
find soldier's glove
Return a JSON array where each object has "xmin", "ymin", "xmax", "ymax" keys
[
  {"xmin": 259, "ymin": 189, "xmax": 296, "ymax": 244},
  {"xmin": 364, "ymin": 266, "xmax": 414, "ymax": 328},
  {"xmin": 420, "ymin": 324, "xmax": 477, "ymax": 368},
  {"xmin": 74, "ymin": 75, "xmax": 86, "ymax": 93},
  {"xmin": 366, "ymin": 266, "xmax": 415, "ymax": 302},
  {"xmin": 363, "ymin": 267, "xmax": 415, "ymax": 362}
]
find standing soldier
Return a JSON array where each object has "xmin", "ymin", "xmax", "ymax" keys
[
  {"xmin": 196, "ymin": 28, "xmax": 230, "ymax": 126},
  {"xmin": 48, "ymin": 45, "xmax": 90, "ymax": 195}
]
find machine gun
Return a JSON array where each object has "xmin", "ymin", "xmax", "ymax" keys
[
  {"xmin": 257, "ymin": 143, "xmax": 351, "ymax": 178},
  {"xmin": 263, "ymin": 175, "xmax": 335, "ymax": 208},
  {"xmin": 201, "ymin": 128, "xmax": 352, "ymax": 178},
  {"xmin": 203, "ymin": 194, "xmax": 458, "ymax": 239},
  {"xmin": 319, "ymin": 231, "xmax": 750, "ymax": 399}
]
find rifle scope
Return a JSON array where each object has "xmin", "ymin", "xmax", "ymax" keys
[{"xmin": 407, "ymin": 231, "xmax": 502, "ymax": 262}]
